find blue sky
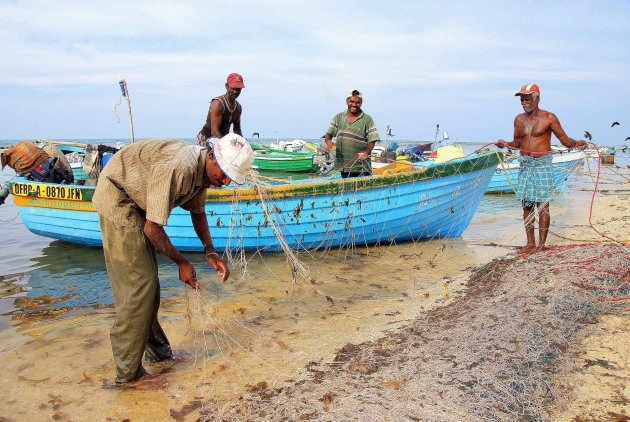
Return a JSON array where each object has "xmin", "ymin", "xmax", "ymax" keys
[{"xmin": 1, "ymin": 0, "xmax": 629, "ymax": 146}]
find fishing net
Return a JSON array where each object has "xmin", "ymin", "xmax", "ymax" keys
[
  {"xmin": 195, "ymin": 242, "xmax": 629, "ymax": 421},
  {"xmin": 176, "ymin": 151, "xmax": 502, "ymax": 410}
]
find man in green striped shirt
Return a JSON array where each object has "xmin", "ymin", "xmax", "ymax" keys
[{"xmin": 325, "ymin": 90, "xmax": 380, "ymax": 177}]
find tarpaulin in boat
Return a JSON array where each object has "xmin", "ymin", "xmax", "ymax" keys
[
  {"xmin": 1, "ymin": 141, "xmax": 74, "ymax": 184},
  {"xmin": 1, "ymin": 141, "xmax": 49, "ymax": 173}
]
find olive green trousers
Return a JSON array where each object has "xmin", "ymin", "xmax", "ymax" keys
[{"xmin": 99, "ymin": 215, "xmax": 172, "ymax": 383}]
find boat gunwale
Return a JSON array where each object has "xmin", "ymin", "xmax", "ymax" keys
[
  {"xmin": 251, "ymin": 144, "xmax": 316, "ymax": 158},
  {"xmin": 8, "ymin": 152, "xmax": 501, "ymax": 204},
  {"xmin": 252, "ymin": 156, "xmax": 314, "ymax": 162}
]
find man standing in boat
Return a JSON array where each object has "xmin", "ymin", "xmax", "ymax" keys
[
  {"xmin": 93, "ymin": 135, "xmax": 254, "ymax": 388},
  {"xmin": 324, "ymin": 90, "xmax": 380, "ymax": 178},
  {"xmin": 497, "ymin": 83, "xmax": 586, "ymax": 254},
  {"xmin": 197, "ymin": 73, "xmax": 245, "ymax": 147}
]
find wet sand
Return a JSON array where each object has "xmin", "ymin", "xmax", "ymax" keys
[{"xmin": 0, "ymin": 157, "xmax": 628, "ymax": 421}]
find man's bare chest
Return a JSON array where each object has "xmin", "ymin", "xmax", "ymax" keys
[{"xmin": 516, "ymin": 116, "xmax": 551, "ymax": 139}]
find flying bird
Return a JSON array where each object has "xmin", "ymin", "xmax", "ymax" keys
[
  {"xmin": 386, "ymin": 125, "xmax": 395, "ymax": 137},
  {"xmin": 611, "ymin": 121, "xmax": 620, "ymax": 127},
  {"xmin": 584, "ymin": 131, "xmax": 592, "ymax": 140},
  {"xmin": 251, "ymin": 132, "xmax": 260, "ymax": 138},
  {"xmin": 625, "ymin": 137, "xmax": 630, "ymax": 142}
]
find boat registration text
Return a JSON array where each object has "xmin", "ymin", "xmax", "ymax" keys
[{"xmin": 12, "ymin": 182, "xmax": 83, "ymax": 201}]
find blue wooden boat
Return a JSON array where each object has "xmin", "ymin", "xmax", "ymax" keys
[
  {"xmin": 7, "ymin": 151, "xmax": 500, "ymax": 252},
  {"xmin": 486, "ymin": 151, "xmax": 585, "ymax": 194}
]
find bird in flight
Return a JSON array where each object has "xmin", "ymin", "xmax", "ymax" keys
[
  {"xmin": 625, "ymin": 137, "xmax": 630, "ymax": 142},
  {"xmin": 251, "ymin": 132, "xmax": 260, "ymax": 138},
  {"xmin": 386, "ymin": 125, "xmax": 395, "ymax": 137},
  {"xmin": 584, "ymin": 131, "xmax": 592, "ymax": 140},
  {"xmin": 611, "ymin": 121, "xmax": 620, "ymax": 127}
]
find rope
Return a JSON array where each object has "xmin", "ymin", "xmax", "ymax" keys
[
  {"xmin": 0, "ymin": 176, "xmax": 18, "ymax": 223},
  {"xmin": 583, "ymin": 142, "xmax": 629, "ymax": 248},
  {"xmin": 538, "ymin": 243, "xmax": 630, "ymax": 302},
  {"xmin": 0, "ymin": 213, "xmax": 20, "ymax": 223}
]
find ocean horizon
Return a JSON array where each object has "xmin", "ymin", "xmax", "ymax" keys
[{"xmin": 2, "ymin": 137, "xmax": 626, "ymax": 150}]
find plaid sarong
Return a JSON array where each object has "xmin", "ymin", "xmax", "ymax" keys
[{"xmin": 516, "ymin": 154, "xmax": 554, "ymax": 205}]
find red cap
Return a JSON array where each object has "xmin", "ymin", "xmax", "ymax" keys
[
  {"xmin": 226, "ymin": 73, "xmax": 245, "ymax": 89},
  {"xmin": 515, "ymin": 83, "xmax": 540, "ymax": 96}
]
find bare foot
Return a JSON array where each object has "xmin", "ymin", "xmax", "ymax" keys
[
  {"xmin": 518, "ymin": 245, "xmax": 537, "ymax": 255},
  {"xmin": 536, "ymin": 245, "xmax": 551, "ymax": 253},
  {"xmin": 117, "ymin": 374, "xmax": 168, "ymax": 390}
]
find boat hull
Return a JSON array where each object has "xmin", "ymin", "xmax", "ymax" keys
[
  {"xmin": 486, "ymin": 151, "xmax": 585, "ymax": 194},
  {"xmin": 252, "ymin": 156, "xmax": 315, "ymax": 172},
  {"xmin": 10, "ymin": 152, "xmax": 500, "ymax": 252},
  {"xmin": 252, "ymin": 145, "xmax": 316, "ymax": 172}
]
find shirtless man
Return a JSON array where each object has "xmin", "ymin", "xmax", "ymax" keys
[
  {"xmin": 197, "ymin": 73, "xmax": 245, "ymax": 147},
  {"xmin": 497, "ymin": 83, "xmax": 586, "ymax": 254}
]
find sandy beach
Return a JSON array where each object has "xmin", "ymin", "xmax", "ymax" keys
[{"xmin": 0, "ymin": 157, "xmax": 628, "ymax": 421}]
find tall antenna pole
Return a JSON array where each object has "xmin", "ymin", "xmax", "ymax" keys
[
  {"xmin": 433, "ymin": 124, "xmax": 440, "ymax": 151},
  {"xmin": 118, "ymin": 78, "xmax": 135, "ymax": 143}
]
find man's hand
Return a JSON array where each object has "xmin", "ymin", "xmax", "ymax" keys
[
  {"xmin": 573, "ymin": 140, "xmax": 587, "ymax": 150},
  {"xmin": 189, "ymin": 212, "xmax": 228, "ymax": 283},
  {"xmin": 144, "ymin": 220, "xmax": 199, "ymax": 289},
  {"xmin": 496, "ymin": 140, "xmax": 506, "ymax": 149},
  {"xmin": 178, "ymin": 260, "xmax": 200, "ymax": 289},
  {"xmin": 324, "ymin": 134, "xmax": 334, "ymax": 153},
  {"xmin": 207, "ymin": 254, "xmax": 230, "ymax": 283},
  {"xmin": 356, "ymin": 151, "xmax": 370, "ymax": 160}
]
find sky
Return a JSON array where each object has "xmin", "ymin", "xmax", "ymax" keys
[{"xmin": 1, "ymin": 0, "xmax": 629, "ymax": 146}]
